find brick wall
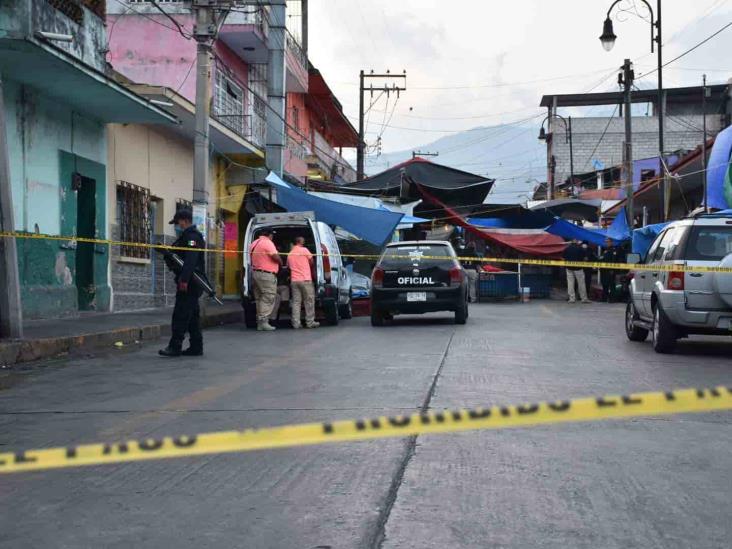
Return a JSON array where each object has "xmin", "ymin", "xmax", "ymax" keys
[
  {"xmin": 110, "ymin": 225, "xmax": 176, "ymax": 311},
  {"xmin": 550, "ymin": 114, "xmax": 725, "ymax": 183}
]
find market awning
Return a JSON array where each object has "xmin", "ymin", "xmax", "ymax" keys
[
  {"xmin": 263, "ymin": 172, "xmax": 404, "ymax": 246},
  {"xmin": 707, "ymin": 125, "xmax": 732, "ymax": 210},
  {"xmin": 529, "ymin": 198, "xmax": 603, "ymax": 221},
  {"xmin": 0, "ymin": 37, "xmax": 178, "ymax": 124},
  {"xmin": 341, "ymin": 157, "xmax": 494, "ymax": 207},
  {"xmin": 546, "ymin": 208, "xmax": 631, "ymax": 246},
  {"xmin": 477, "ymin": 229, "xmax": 568, "ymax": 256}
]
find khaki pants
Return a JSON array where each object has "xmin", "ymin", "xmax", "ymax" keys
[
  {"xmin": 465, "ymin": 269, "xmax": 478, "ymax": 302},
  {"xmin": 290, "ymin": 280, "xmax": 315, "ymax": 327},
  {"xmin": 566, "ymin": 269, "xmax": 588, "ymax": 302},
  {"xmin": 253, "ymin": 270, "xmax": 278, "ymax": 322}
]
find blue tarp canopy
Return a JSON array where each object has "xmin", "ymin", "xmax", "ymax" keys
[
  {"xmin": 707, "ymin": 125, "xmax": 732, "ymax": 210},
  {"xmin": 632, "ymin": 222, "xmax": 669, "ymax": 256},
  {"xmin": 467, "ymin": 210, "xmax": 554, "ymax": 230},
  {"xmin": 546, "ymin": 208, "xmax": 631, "ymax": 246},
  {"xmin": 264, "ymin": 172, "xmax": 404, "ymax": 246}
]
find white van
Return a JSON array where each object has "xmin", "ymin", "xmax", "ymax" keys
[{"xmin": 241, "ymin": 211, "xmax": 352, "ymax": 328}]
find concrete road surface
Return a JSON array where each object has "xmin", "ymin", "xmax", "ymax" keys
[{"xmin": 1, "ymin": 301, "xmax": 731, "ymax": 548}]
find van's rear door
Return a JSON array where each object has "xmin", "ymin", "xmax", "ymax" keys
[
  {"xmin": 241, "ymin": 217, "xmax": 256, "ymax": 299},
  {"xmin": 307, "ymin": 217, "xmax": 325, "ymax": 286}
]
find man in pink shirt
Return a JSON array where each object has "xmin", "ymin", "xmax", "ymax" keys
[
  {"xmin": 249, "ymin": 228, "xmax": 282, "ymax": 331},
  {"xmin": 287, "ymin": 236, "xmax": 319, "ymax": 329}
]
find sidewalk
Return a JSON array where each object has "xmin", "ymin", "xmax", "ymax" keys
[{"xmin": 0, "ymin": 301, "xmax": 243, "ymax": 366}]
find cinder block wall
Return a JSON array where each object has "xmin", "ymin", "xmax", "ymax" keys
[{"xmin": 550, "ymin": 114, "xmax": 725, "ymax": 183}]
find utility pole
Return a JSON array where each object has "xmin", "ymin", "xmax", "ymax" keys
[
  {"xmin": 357, "ymin": 70, "xmax": 407, "ymax": 180},
  {"xmin": 266, "ymin": 0, "xmax": 287, "ymax": 177},
  {"xmin": 0, "ymin": 75, "xmax": 23, "ymax": 338},
  {"xmin": 192, "ymin": 2, "xmax": 217, "ymax": 210},
  {"xmin": 568, "ymin": 116, "xmax": 575, "ymax": 195},
  {"xmin": 656, "ymin": 0, "xmax": 666, "ymax": 221},
  {"xmin": 620, "ymin": 59, "xmax": 634, "ymax": 228},
  {"xmin": 412, "ymin": 151, "xmax": 438, "ymax": 159},
  {"xmin": 702, "ymin": 73, "xmax": 709, "ymax": 213}
]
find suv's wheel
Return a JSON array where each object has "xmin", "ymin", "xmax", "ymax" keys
[
  {"xmin": 625, "ymin": 301, "xmax": 648, "ymax": 342},
  {"xmin": 371, "ymin": 308, "xmax": 384, "ymax": 327},
  {"xmin": 455, "ymin": 301, "xmax": 468, "ymax": 325},
  {"xmin": 652, "ymin": 303, "xmax": 677, "ymax": 353}
]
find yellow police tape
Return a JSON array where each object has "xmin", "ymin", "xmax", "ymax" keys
[
  {"xmin": 2, "ymin": 231, "xmax": 732, "ymax": 273},
  {"xmin": 1, "ymin": 386, "xmax": 731, "ymax": 474}
]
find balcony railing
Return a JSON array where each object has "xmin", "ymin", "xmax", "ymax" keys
[
  {"xmin": 285, "ymin": 28, "xmax": 307, "ymax": 71},
  {"xmin": 210, "ymin": 111, "xmax": 267, "ymax": 150},
  {"xmin": 221, "ymin": 5, "xmax": 268, "ymax": 35},
  {"xmin": 310, "ymin": 130, "xmax": 357, "ymax": 182},
  {"xmin": 287, "ymin": 133, "xmax": 309, "ymax": 161}
]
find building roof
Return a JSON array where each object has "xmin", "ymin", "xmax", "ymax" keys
[
  {"xmin": 306, "ymin": 68, "xmax": 359, "ymax": 147},
  {"xmin": 540, "ymin": 84, "xmax": 729, "ymax": 108}
]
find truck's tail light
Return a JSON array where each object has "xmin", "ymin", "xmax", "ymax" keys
[
  {"xmin": 372, "ymin": 267, "xmax": 384, "ymax": 288},
  {"xmin": 449, "ymin": 266, "xmax": 463, "ymax": 287},
  {"xmin": 321, "ymin": 244, "xmax": 331, "ymax": 282},
  {"xmin": 668, "ymin": 271, "xmax": 685, "ymax": 290}
]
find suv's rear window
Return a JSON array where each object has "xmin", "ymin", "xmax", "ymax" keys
[
  {"xmin": 380, "ymin": 245, "xmax": 454, "ymax": 267},
  {"xmin": 686, "ymin": 226, "xmax": 732, "ymax": 261}
]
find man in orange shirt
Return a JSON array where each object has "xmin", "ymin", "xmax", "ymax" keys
[
  {"xmin": 287, "ymin": 236, "xmax": 319, "ymax": 329},
  {"xmin": 249, "ymin": 228, "xmax": 282, "ymax": 331}
]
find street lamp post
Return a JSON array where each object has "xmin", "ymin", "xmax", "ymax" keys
[
  {"xmin": 600, "ymin": 0, "xmax": 665, "ymax": 220},
  {"xmin": 539, "ymin": 114, "xmax": 574, "ymax": 199}
]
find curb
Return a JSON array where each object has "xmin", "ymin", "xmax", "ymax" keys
[{"xmin": 0, "ymin": 309, "xmax": 243, "ymax": 367}]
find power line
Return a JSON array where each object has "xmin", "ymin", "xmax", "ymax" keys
[
  {"xmin": 148, "ymin": 0, "xmax": 193, "ymax": 39},
  {"xmin": 638, "ymin": 21, "xmax": 732, "ymax": 79},
  {"xmin": 109, "ymin": 0, "xmax": 192, "ymax": 38}
]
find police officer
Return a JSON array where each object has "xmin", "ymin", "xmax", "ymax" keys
[{"xmin": 159, "ymin": 209, "xmax": 206, "ymax": 357}]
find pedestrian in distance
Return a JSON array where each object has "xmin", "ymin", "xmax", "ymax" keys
[
  {"xmin": 600, "ymin": 237, "xmax": 627, "ymax": 302},
  {"xmin": 287, "ymin": 236, "xmax": 319, "ymax": 329},
  {"xmin": 249, "ymin": 228, "xmax": 282, "ymax": 331},
  {"xmin": 461, "ymin": 241, "xmax": 480, "ymax": 303},
  {"xmin": 563, "ymin": 239, "xmax": 590, "ymax": 304},
  {"xmin": 159, "ymin": 209, "xmax": 206, "ymax": 357},
  {"xmin": 581, "ymin": 241, "xmax": 597, "ymax": 300}
]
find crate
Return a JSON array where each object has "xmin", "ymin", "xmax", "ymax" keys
[{"xmin": 478, "ymin": 271, "xmax": 519, "ymax": 300}]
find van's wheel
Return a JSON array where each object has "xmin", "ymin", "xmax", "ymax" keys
[
  {"xmin": 243, "ymin": 301, "xmax": 257, "ymax": 329},
  {"xmin": 625, "ymin": 301, "xmax": 648, "ymax": 342},
  {"xmin": 455, "ymin": 302, "xmax": 468, "ymax": 325},
  {"xmin": 652, "ymin": 303, "xmax": 677, "ymax": 353},
  {"xmin": 324, "ymin": 300, "xmax": 339, "ymax": 326},
  {"xmin": 338, "ymin": 295, "xmax": 353, "ymax": 319},
  {"xmin": 371, "ymin": 308, "xmax": 384, "ymax": 327}
]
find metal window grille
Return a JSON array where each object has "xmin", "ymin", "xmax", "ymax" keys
[
  {"xmin": 116, "ymin": 182, "xmax": 151, "ymax": 259},
  {"xmin": 214, "ymin": 70, "xmax": 245, "ymax": 136}
]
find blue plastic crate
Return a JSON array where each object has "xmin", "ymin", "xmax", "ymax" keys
[
  {"xmin": 520, "ymin": 273, "xmax": 552, "ymax": 298},
  {"xmin": 478, "ymin": 272, "xmax": 519, "ymax": 300}
]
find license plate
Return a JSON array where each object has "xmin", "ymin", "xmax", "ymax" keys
[{"xmin": 407, "ymin": 292, "xmax": 427, "ymax": 302}]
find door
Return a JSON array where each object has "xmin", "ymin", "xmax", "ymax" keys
[
  {"xmin": 684, "ymin": 225, "xmax": 732, "ymax": 310},
  {"xmin": 637, "ymin": 229, "xmax": 669, "ymax": 317},
  {"xmin": 75, "ymin": 174, "xmax": 96, "ymax": 310}
]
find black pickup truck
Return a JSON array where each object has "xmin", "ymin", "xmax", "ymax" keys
[{"xmin": 370, "ymin": 241, "xmax": 469, "ymax": 326}]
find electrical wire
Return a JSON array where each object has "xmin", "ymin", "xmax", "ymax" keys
[
  {"xmin": 109, "ymin": 0, "xmax": 192, "ymax": 38},
  {"xmin": 148, "ymin": 0, "xmax": 193, "ymax": 39},
  {"xmin": 637, "ymin": 21, "xmax": 732, "ymax": 79}
]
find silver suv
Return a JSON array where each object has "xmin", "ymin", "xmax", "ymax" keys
[{"xmin": 625, "ymin": 214, "xmax": 732, "ymax": 353}]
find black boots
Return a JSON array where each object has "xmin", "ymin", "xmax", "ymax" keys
[
  {"xmin": 158, "ymin": 346, "xmax": 181, "ymax": 357},
  {"xmin": 181, "ymin": 347, "xmax": 203, "ymax": 356}
]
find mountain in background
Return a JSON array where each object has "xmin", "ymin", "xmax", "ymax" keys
[{"xmin": 362, "ymin": 123, "xmax": 547, "ymax": 204}]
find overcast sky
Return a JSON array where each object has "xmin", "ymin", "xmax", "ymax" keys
[{"xmin": 307, "ymin": 0, "xmax": 732, "ymax": 171}]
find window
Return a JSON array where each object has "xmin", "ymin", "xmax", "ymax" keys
[
  {"xmin": 686, "ymin": 227, "xmax": 732, "ymax": 261},
  {"xmin": 662, "ymin": 226, "xmax": 689, "ymax": 261},
  {"xmin": 116, "ymin": 182, "xmax": 151, "ymax": 259},
  {"xmin": 214, "ymin": 71, "xmax": 245, "ymax": 136}
]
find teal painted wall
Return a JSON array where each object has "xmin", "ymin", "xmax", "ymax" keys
[{"xmin": 3, "ymin": 77, "xmax": 110, "ymax": 319}]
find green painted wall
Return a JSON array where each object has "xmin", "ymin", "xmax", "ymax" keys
[{"xmin": 4, "ymin": 78, "xmax": 110, "ymax": 319}]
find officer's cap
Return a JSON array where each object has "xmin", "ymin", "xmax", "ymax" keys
[{"xmin": 169, "ymin": 209, "xmax": 193, "ymax": 224}]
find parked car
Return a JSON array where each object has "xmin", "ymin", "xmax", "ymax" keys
[
  {"xmin": 348, "ymin": 269, "xmax": 371, "ymax": 299},
  {"xmin": 241, "ymin": 211, "xmax": 352, "ymax": 328},
  {"xmin": 370, "ymin": 241, "xmax": 469, "ymax": 326},
  {"xmin": 625, "ymin": 213, "xmax": 732, "ymax": 353}
]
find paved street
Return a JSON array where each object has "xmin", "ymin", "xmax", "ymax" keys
[{"xmin": 1, "ymin": 301, "xmax": 732, "ymax": 548}]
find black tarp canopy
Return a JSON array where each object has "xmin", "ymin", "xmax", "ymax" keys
[{"xmin": 340, "ymin": 157, "xmax": 495, "ymax": 208}]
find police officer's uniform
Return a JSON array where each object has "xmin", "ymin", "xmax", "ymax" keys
[{"xmin": 159, "ymin": 212, "xmax": 206, "ymax": 357}]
